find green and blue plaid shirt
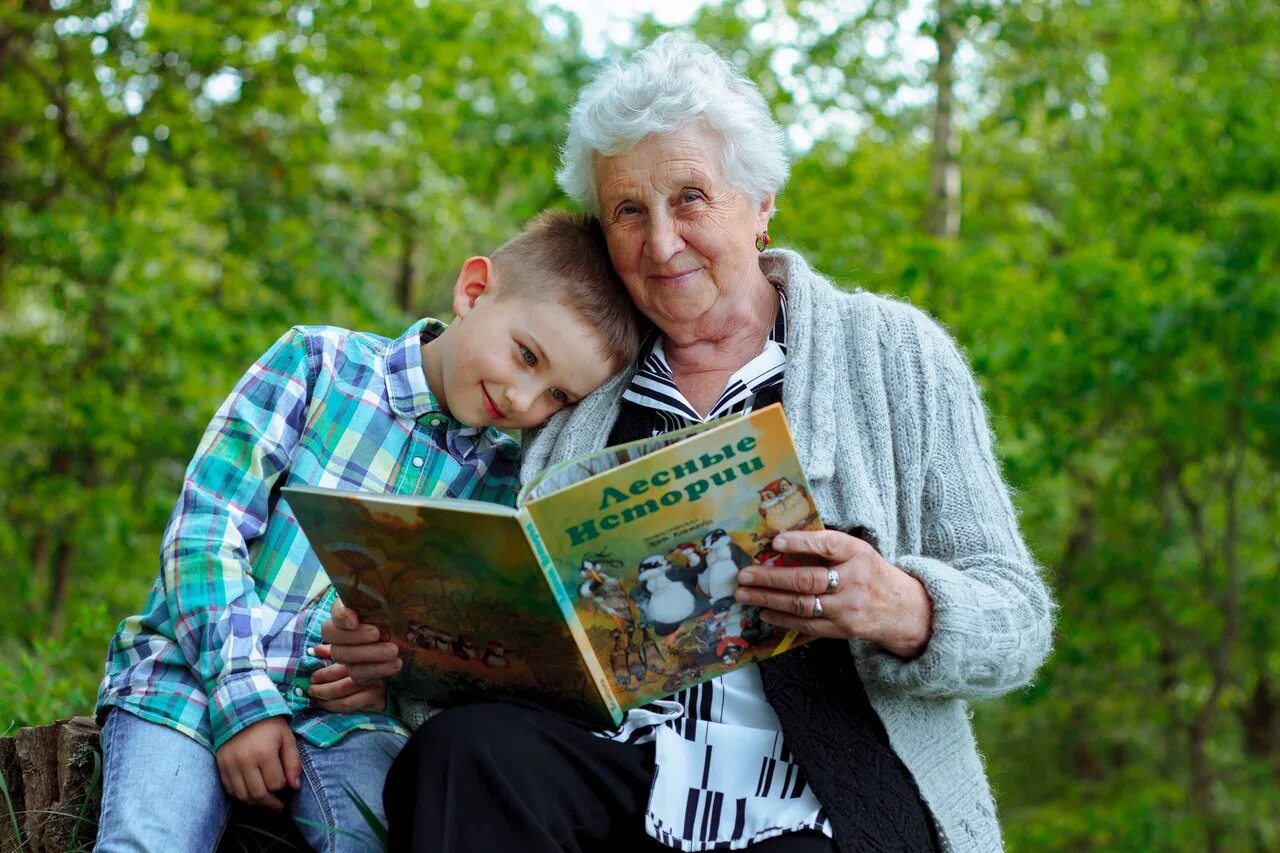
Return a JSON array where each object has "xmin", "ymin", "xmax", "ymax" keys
[{"xmin": 97, "ymin": 319, "xmax": 521, "ymax": 751}]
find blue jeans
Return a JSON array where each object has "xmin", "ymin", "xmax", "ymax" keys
[{"xmin": 95, "ymin": 709, "xmax": 406, "ymax": 852}]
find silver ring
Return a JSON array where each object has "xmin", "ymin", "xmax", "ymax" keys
[
  {"xmin": 826, "ymin": 568, "xmax": 840, "ymax": 593},
  {"xmin": 812, "ymin": 595, "xmax": 824, "ymax": 618}
]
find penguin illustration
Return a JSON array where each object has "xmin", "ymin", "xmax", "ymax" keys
[
  {"xmin": 451, "ymin": 634, "xmax": 477, "ymax": 660},
  {"xmin": 701, "ymin": 529, "xmax": 755, "ymax": 613},
  {"xmin": 433, "ymin": 630, "xmax": 453, "ymax": 653},
  {"xmin": 625, "ymin": 637, "xmax": 646, "ymax": 683},
  {"xmin": 406, "ymin": 620, "xmax": 434, "ymax": 649},
  {"xmin": 636, "ymin": 554, "xmax": 699, "ymax": 636},
  {"xmin": 636, "ymin": 625, "xmax": 666, "ymax": 673},
  {"xmin": 482, "ymin": 640, "xmax": 508, "ymax": 667},
  {"xmin": 610, "ymin": 629, "xmax": 631, "ymax": 687}
]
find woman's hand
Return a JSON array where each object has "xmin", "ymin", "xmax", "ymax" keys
[
  {"xmin": 318, "ymin": 597, "xmax": 403, "ymax": 684},
  {"xmin": 733, "ymin": 530, "xmax": 933, "ymax": 659},
  {"xmin": 308, "ymin": 644, "xmax": 390, "ymax": 713}
]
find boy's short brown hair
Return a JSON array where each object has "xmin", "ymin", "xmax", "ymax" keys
[{"xmin": 491, "ymin": 210, "xmax": 642, "ymax": 371}]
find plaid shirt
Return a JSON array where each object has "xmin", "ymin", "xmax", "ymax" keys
[{"xmin": 97, "ymin": 319, "xmax": 521, "ymax": 751}]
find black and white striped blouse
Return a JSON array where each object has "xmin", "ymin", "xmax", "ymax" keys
[{"xmin": 600, "ymin": 292, "xmax": 834, "ymax": 851}]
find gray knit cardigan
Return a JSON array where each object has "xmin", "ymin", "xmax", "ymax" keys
[{"xmin": 520, "ymin": 249, "xmax": 1055, "ymax": 852}]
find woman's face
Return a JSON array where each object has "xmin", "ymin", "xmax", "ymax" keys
[{"xmin": 593, "ymin": 122, "xmax": 773, "ymax": 333}]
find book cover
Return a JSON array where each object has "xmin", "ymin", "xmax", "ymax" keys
[
  {"xmin": 286, "ymin": 403, "xmax": 823, "ymax": 726},
  {"xmin": 522, "ymin": 403, "xmax": 821, "ymax": 710}
]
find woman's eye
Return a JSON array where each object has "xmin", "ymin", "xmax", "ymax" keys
[
  {"xmin": 680, "ymin": 190, "xmax": 702, "ymax": 203},
  {"xmin": 617, "ymin": 203, "xmax": 640, "ymax": 217},
  {"xmin": 550, "ymin": 388, "xmax": 568, "ymax": 403},
  {"xmin": 519, "ymin": 345, "xmax": 536, "ymax": 366}
]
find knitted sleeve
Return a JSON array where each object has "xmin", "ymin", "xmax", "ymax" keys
[{"xmin": 856, "ymin": 307, "xmax": 1055, "ymax": 700}]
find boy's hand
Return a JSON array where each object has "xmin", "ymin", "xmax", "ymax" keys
[
  {"xmin": 215, "ymin": 717, "xmax": 302, "ymax": 811},
  {"xmin": 309, "ymin": 644, "xmax": 390, "ymax": 713},
  {"xmin": 321, "ymin": 596, "xmax": 402, "ymax": 684}
]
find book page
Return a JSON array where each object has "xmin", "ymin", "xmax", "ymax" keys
[{"xmin": 285, "ymin": 487, "xmax": 610, "ymax": 723}]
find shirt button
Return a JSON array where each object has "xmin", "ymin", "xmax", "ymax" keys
[
  {"xmin": 426, "ymin": 414, "xmax": 446, "ymax": 429},
  {"xmin": 293, "ymin": 687, "xmax": 306, "ymax": 698},
  {"xmin": 411, "ymin": 456, "xmax": 424, "ymax": 468}
]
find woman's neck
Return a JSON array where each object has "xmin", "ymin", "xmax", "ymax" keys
[{"xmin": 662, "ymin": 278, "xmax": 779, "ymax": 416}]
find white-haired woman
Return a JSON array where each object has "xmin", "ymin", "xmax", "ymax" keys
[{"xmin": 322, "ymin": 34, "xmax": 1052, "ymax": 853}]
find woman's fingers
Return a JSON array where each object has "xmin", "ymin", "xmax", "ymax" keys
[
  {"xmin": 736, "ymin": 565, "xmax": 838, "ymax": 596},
  {"xmin": 771, "ymin": 530, "xmax": 869, "ymax": 562},
  {"xmin": 734, "ymin": 584, "xmax": 823, "ymax": 617}
]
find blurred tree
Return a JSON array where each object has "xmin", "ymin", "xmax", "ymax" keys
[
  {"xmin": 0, "ymin": 0, "xmax": 590, "ymax": 722},
  {"xmin": 2, "ymin": 0, "xmax": 1278, "ymax": 848}
]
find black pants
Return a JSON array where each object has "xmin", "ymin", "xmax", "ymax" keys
[{"xmin": 384, "ymin": 702, "xmax": 839, "ymax": 853}]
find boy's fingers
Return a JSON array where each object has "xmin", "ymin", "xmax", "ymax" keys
[
  {"xmin": 328, "ymin": 641, "xmax": 400, "ymax": 666},
  {"xmin": 314, "ymin": 684, "xmax": 387, "ymax": 713},
  {"xmin": 309, "ymin": 662, "xmax": 350, "ymax": 685},
  {"xmin": 331, "ymin": 597, "xmax": 359, "ymax": 630},
  {"xmin": 350, "ymin": 658, "xmax": 402, "ymax": 684},
  {"xmin": 258, "ymin": 751, "xmax": 287, "ymax": 795},
  {"xmin": 280, "ymin": 731, "xmax": 302, "ymax": 791},
  {"xmin": 311, "ymin": 643, "xmax": 333, "ymax": 661},
  {"xmin": 244, "ymin": 765, "xmax": 284, "ymax": 811},
  {"xmin": 309, "ymin": 673, "xmax": 362, "ymax": 700},
  {"xmin": 226, "ymin": 766, "xmax": 249, "ymax": 804}
]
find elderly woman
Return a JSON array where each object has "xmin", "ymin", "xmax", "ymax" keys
[{"xmin": 322, "ymin": 34, "xmax": 1052, "ymax": 853}]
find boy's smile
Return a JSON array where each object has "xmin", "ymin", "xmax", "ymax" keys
[
  {"xmin": 481, "ymin": 384, "xmax": 505, "ymax": 421},
  {"xmin": 421, "ymin": 283, "xmax": 619, "ymax": 431}
]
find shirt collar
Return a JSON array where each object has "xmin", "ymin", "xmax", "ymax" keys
[{"xmin": 384, "ymin": 318, "xmax": 451, "ymax": 421}]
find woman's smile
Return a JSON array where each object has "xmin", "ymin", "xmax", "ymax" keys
[{"xmin": 649, "ymin": 268, "xmax": 700, "ymax": 287}]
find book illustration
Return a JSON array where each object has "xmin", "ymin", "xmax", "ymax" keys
[{"xmin": 292, "ymin": 496, "xmax": 605, "ymax": 722}]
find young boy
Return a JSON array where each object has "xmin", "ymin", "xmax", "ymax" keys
[{"xmin": 94, "ymin": 211, "xmax": 640, "ymax": 852}]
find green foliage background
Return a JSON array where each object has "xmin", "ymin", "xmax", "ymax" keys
[{"xmin": 2, "ymin": 0, "xmax": 1277, "ymax": 849}]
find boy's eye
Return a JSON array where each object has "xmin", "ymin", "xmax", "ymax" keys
[
  {"xmin": 550, "ymin": 388, "xmax": 568, "ymax": 403},
  {"xmin": 519, "ymin": 345, "xmax": 536, "ymax": 366}
]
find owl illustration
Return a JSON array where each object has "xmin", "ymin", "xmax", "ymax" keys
[{"xmin": 757, "ymin": 477, "xmax": 816, "ymax": 534}]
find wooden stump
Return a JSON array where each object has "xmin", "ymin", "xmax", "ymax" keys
[
  {"xmin": 2, "ymin": 717, "xmax": 102, "ymax": 853},
  {"xmin": 0, "ymin": 717, "xmax": 310, "ymax": 852}
]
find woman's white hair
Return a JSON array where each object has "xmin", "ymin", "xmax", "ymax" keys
[{"xmin": 557, "ymin": 33, "xmax": 790, "ymax": 216}]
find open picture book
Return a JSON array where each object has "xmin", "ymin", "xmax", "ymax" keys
[{"xmin": 285, "ymin": 403, "xmax": 824, "ymax": 726}]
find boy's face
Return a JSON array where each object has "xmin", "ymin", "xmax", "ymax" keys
[{"xmin": 428, "ymin": 274, "xmax": 617, "ymax": 430}]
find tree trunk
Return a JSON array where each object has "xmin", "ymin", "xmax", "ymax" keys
[
  {"xmin": 927, "ymin": 0, "xmax": 961, "ymax": 239},
  {"xmin": 396, "ymin": 216, "xmax": 418, "ymax": 315},
  {"xmin": 1185, "ymin": 412, "xmax": 1246, "ymax": 853}
]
